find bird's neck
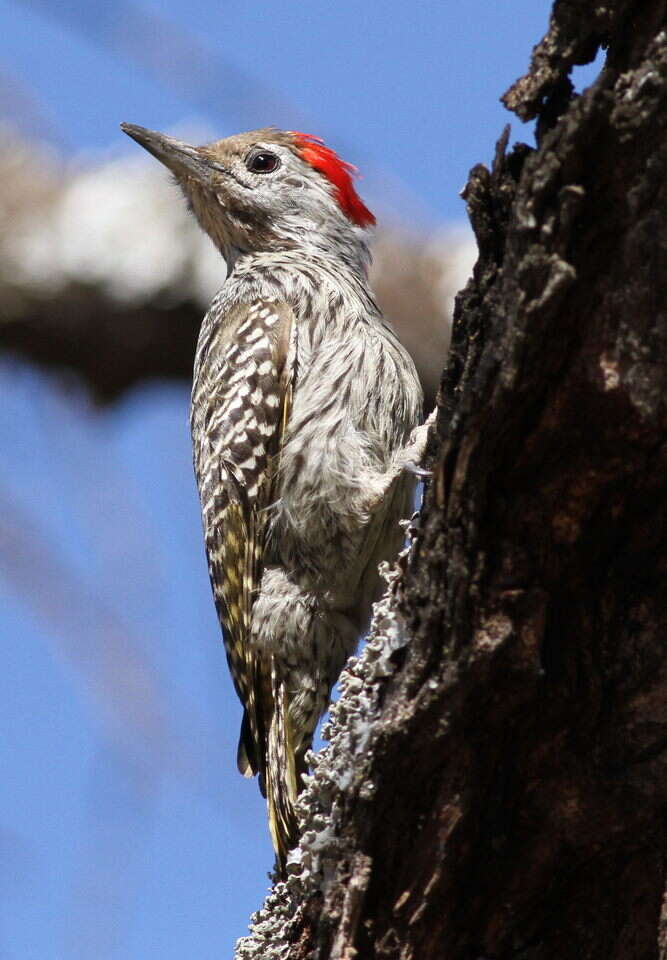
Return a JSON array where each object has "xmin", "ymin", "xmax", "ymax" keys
[
  {"xmin": 221, "ymin": 226, "xmax": 372, "ymax": 285},
  {"xmin": 220, "ymin": 244, "xmax": 378, "ymax": 317}
]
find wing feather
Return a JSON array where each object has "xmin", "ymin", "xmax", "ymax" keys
[{"xmin": 193, "ymin": 299, "xmax": 295, "ymax": 785}]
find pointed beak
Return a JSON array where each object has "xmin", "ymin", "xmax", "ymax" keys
[{"xmin": 120, "ymin": 122, "xmax": 214, "ymax": 184}]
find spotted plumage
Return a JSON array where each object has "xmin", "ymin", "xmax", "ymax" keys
[
  {"xmin": 121, "ymin": 121, "xmax": 430, "ymax": 872},
  {"xmin": 193, "ymin": 299, "xmax": 294, "ymax": 795}
]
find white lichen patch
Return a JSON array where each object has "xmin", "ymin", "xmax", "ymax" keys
[
  {"xmin": 234, "ymin": 531, "xmax": 418, "ymax": 958},
  {"xmin": 599, "ymin": 352, "xmax": 620, "ymax": 391}
]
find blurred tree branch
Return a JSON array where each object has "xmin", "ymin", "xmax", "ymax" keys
[
  {"xmin": 1, "ymin": 285, "xmax": 202, "ymax": 403},
  {"xmin": 235, "ymin": 1, "xmax": 667, "ymax": 957}
]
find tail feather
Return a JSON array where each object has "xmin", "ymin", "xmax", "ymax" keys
[
  {"xmin": 237, "ymin": 709, "xmax": 259, "ymax": 781},
  {"xmin": 266, "ymin": 666, "xmax": 302, "ymax": 872},
  {"xmin": 237, "ymin": 657, "xmax": 309, "ymax": 874}
]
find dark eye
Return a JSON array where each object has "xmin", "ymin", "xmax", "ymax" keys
[{"xmin": 246, "ymin": 150, "xmax": 280, "ymax": 174}]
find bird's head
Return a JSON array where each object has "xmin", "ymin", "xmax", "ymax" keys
[{"xmin": 120, "ymin": 123, "xmax": 375, "ymax": 266}]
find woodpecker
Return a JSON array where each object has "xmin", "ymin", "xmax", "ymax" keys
[{"xmin": 121, "ymin": 123, "xmax": 430, "ymax": 870}]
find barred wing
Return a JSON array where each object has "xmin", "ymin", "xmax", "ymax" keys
[{"xmin": 193, "ymin": 299, "xmax": 295, "ymax": 782}]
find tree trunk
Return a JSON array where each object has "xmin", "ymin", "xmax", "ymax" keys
[{"xmin": 236, "ymin": 1, "xmax": 667, "ymax": 957}]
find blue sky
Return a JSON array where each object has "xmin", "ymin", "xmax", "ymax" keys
[
  {"xmin": 0, "ymin": 0, "xmax": 591, "ymax": 222},
  {"xmin": 0, "ymin": 2, "xmax": 601, "ymax": 958}
]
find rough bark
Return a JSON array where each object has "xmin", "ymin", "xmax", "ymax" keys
[{"xmin": 236, "ymin": 1, "xmax": 667, "ymax": 958}]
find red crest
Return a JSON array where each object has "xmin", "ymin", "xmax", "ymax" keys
[{"xmin": 292, "ymin": 133, "xmax": 375, "ymax": 228}]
